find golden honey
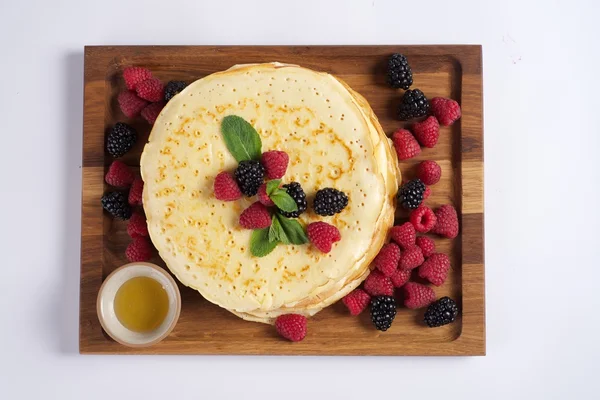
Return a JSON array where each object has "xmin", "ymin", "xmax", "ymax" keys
[{"xmin": 114, "ymin": 276, "xmax": 169, "ymax": 333}]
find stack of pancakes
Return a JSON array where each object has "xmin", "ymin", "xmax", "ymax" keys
[{"xmin": 141, "ymin": 63, "xmax": 400, "ymax": 324}]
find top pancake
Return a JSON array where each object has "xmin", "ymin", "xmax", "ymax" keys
[{"xmin": 141, "ymin": 63, "xmax": 399, "ymax": 315}]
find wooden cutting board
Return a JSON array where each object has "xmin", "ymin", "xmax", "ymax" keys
[{"xmin": 80, "ymin": 45, "xmax": 484, "ymax": 355}]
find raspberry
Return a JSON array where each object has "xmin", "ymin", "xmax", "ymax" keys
[
  {"xmin": 261, "ymin": 150, "xmax": 289, "ymax": 179},
  {"xmin": 399, "ymin": 246, "xmax": 424, "ymax": 271},
  {"xmin": 424, "ymin": 297, "xmax": 459, "ymax": 327},
  {"xmin": 127, "ymin": 212, "xmax": 148, "ymax": 238},
  {"xmin": 419, "ymin": 253, "xmax": 450, "ymax": 286},
  {"xmin": 275, "ymin": 314, "xmax": 307, "ymax": 342},
  {"xmin": 416, "ymin": 236, "xmax": 436, "ymax": 258},
  {"xmin": 410, "ymin": 206, "xmax": 437, "ymax": 233},
  {"xmin": 101, "ymin": 191, "xmax": 131, "ymax": 220},
  {"xmin": 430, "ymin": 97, "xmax": 462, "ymax": 126},
  {"xmin": 307, "ymin": 222, "xmax": 341, "ymax": 253},
  {"xmin": 135, "ymin": 78, "xmax": 164, "ymax": 102},
  {"xmin": 313, "ymin": 188, "xmax": 348, "ymax": 216},
  {"xmin": 392, "ymin": 129, "xmax": 421, "ymax": 160},
  {"xmin": 123, "ymin": 66, "xmax": 152, "ymax": 90},
  {"xmin": 214, "ymin": 171, "xmax": 242, "ymax": 201},
  {"xmin": 370, "ymin": 296, "xmax": 397, "ymax": 331},
  {"xmin": 342, "ymin": 289, "xmax": 371, "ymax": 316},
  {"xmin": 128, "ymin": 177, "xmax": 144, "ymax": 206},
  {"xmin": 118, "ymin": 91, "xmax": 148, "ymax": 118},
  {"xmin": 390, "ymin": 268, "xmax": 411, "ymax": 288},
  {"xmin": 417, "ymin": 160, "xmax": 442, "ymax": 185},
  {"xmin": 423, "ymin": 186, "xmax": 432, "ymax": 200},
  {"xmin": 403, "ymin": 282, "xmax": 436, "ymax": 309},
  {"xmin": 105, "ymin": 160, "xmax": 135, "ymax": 188},
  {"xmin": 235, "ymin": 160, "xmax": 265, "ymax": 197},
  {"xmin": 363, "ymin": 270, "xmax": 394, "ymax": 296},
  {"xmin": 141, "ymin": 101, "xmax": 165, "ymax": 124},
  {"xmin": 106, "ymin": 123, "xmax": 137, "ymax": 158},
  {"xmin": 397, "ymin": 89, "xmax": 430, "ymax": 121},
  {"xmin": 257, "ymin": 183, "xmax": 275, "ymax": 206},
  {"xmin": 390, "ymin": 222, "xmax": 416, "ymax": 249},
  {"xmin": 373, "ymin": 243, "xmax": 401, "ymax": 277},
  {"xmin": 125, "ymin": 237, "xmax": 153, "ymax": 262},
  {"xmin": 164, "ymin": 81, "xmax": 187, "ymax": 102},
  {"xmin": 413, "ymin": 116, "xmax": 440, "ymax": 148},
  {"xmin": 398, "ymin": 178, "xmax": 426, "ymax": 210},
  {"xmin": 239, "ymin": 202, "xmax": 272, "ymax": 229},
  {"xmin": 431, "ymin": 204, "xmax": 459, "ymax": 239}
]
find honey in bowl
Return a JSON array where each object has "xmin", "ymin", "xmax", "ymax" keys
[{"xmin": 114, "ymin": 276, "xmax": 169, "ymax": 333}]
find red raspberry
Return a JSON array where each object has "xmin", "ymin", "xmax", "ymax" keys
[
  {"xmin": 403, "ymin": 282, "xmax": 435, "ymax": 309},
  {"xmin": 373, "ymin": 243, "xmax": 401, "ymax": 277},
  {"xmin": 416, "ymin": 236, "xmax": 436, "ymax": 258},
  {"xmin": 399, "ymin": 246, "xmax": 424, "ymax": 270},
  {"xmin": 419, "ymin": 253, "xmax": 450, "ymax": 286},
  {"xmin": 307, "ymin": 222, "xmax": 341, "ymax": 253},
  {"xmin": 390, "ymin": 222, "xmax": 416, "ymax": 249},
  {"xmin": 125, "ymin": 237, "xmax": 153, "ymax": 262},
  {"xmin": 410, "ymin": 206, "xmax": 437, "ymax": 233},
  {"xmin": 261, "ymin": 150, "xmax": 289, "ymax": 179},
  {"xmin": 275, "ymin": 314, "xmax": 307, "ymax": 342},
  {"xmin": 423, "ymin": 186, "xmax": 432, "ymax": 200},
  {"xmin": 392, "ymin": 129, "xmax": 421, "ymax": 160},
  {"xmin": 214, "ymin": 171, "xmax": 242, "ymax": 201},
  {"xmin": 363, "ymin": 270, "xmax": 394, "ymax": 296},
  {"xmin": 105, "ymin": 160, "xmax": 135, "ymax": 188},
  {"xmin": 141, "ymin": 101, "xmax": 165, "ymax": 124},
  {"xmin": 390, "ymin": 268, "xmax": 411, "ymax": 288},
  {"xmin": 417, "ymin": 160, "xmax": 442, "ymax": 185},
  {"xmin": 127, "ymin": 212, "xmax": 148, "ymax": 238},
  {"xmin": 135, "ymin": 78, "xmax": 165, "ymax": 102},
  {"xmin": 118, "ymin": 91, "xmax": 148, "ymax": 118},
  {"xmin": 431, "ymin": 204, "xmax": 459, "ymax": 239},
  {"xmin": 239, "ymin": 202, "xmax": 272, "ymax": 229},
  {"xmin": 430, "ymin": 97, "xmax": 462, "ymax": 126},
  {"xmin": 342, "ymin": 289, "xmax": 371, "ymax": 316},
  {"xmin": 128, "ymin": 177, "xmax": 144, "ymax": 206},
  {"xmin": 412, "ymin": 116, "xmax": 440, "ymax": 148},
  {"xmin": 257, "ymin": 183, "xmax": 275, "ymax": 206},
  {"xmin": 123, "ymin": 66, "xmax": 153, "ymax": 90}
]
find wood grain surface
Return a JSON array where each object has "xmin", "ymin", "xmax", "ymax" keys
[{"xmin": 80, "ymin": 45, "xmax": 484, "ymax": 355}]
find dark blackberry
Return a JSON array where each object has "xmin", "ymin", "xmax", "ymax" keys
[
  {"xmin": 101, "ymin": 191, "xmax": 132, "ymax": 220},
  {"xmin": 424, "ymin": 297, "xmax": 459, "ymax": 327},
  {"xmin": 397, "ymin": 89, "xmax": 430, "ymax": 121},
  {"xmin": 106, "ymin": 122, "xmax": 137, "ymax": 158},
  {"xmin": 370, "ymin": 296, "xmax": 397, "ymax": 331},
  {"xmin": 280, "ymin": 182, "xmax": 307, "ymax": 218},
  {"xmin": 386, "ymin": 53, "xmax": 413, "ymax": 90},
  {"xmin": 234, "ymin": 160, "xmax": 264, "ymax": 197},
  {"xmin": 313, "ymin": 188, "xmax": 348, "ymax": 216},
  {"xmin": 398, "ymin": 178, "xmax": 426, "ymax": 210},
  {"xmin": 164, "ymin": 81, "xmax": 188, "ymax": 102}
]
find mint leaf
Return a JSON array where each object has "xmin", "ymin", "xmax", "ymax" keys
[
  {"xmin": 270, "ymin": 190, "xmax": 298, "ymax": 212},
  {"xmin": 269, "ymin": 215, "xmax": 291, "ymax": 244},
  {"xmin": 266, "ymin": 179, "xmax": 281, "ymax": 196},
  {"xmin": 221, "ymin": 115, "xmax": 262, "ymax": 162},
  {"xmin": 275, "ymin": 214, "xmax": 308, "ymax": 245},
  {"xmin": 250, "ymin": 228, "xmax": 278, "ymax": 257}
]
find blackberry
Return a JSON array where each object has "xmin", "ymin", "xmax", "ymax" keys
[
  {"xmin": 280, "ymin": 182, "xmax": 307, "ymax": 218},
  {"xmin": 397, "ymin": 89, "xmax": 430, "ymax": 121},
  {"xmin": 370, "ymin": 296, "xmax": 397, "ymax": 331},
  {"xmin": 234, "ymin": 160, "xmax": 264, "ymax": 197},
  {"xmin": 424, "ymin": 297, "xmax": 459, "ymax": 327},
  {"xmin": 164, "ymin": 81, "xmax": 188, "ymax": 102},
  {"xmin": 398, "ymin": 178, "xmax": 426, "ymax": 210},
  {"xmin": 101, "ymin": 191, "xmax": 132, "ymax": 220},
  {"xmin": 106, "ymin": 122, "xmax": 137, "ymax": 158},
  {"xmin": 313, "ymin": 188, "xmax": 348, "ymax": 216},
  {"xmin": 386, "ymin": 53, "xmax": 413, "ymax": 90}
]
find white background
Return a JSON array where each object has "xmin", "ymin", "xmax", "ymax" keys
[{"xmin": 1, "ymin": 0, "xmax": 598, "ymax": 398}]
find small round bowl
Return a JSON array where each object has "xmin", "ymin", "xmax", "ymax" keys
[{"xmin": 97, "ymin": 262, "xmax": 181, "ymax": 348}]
